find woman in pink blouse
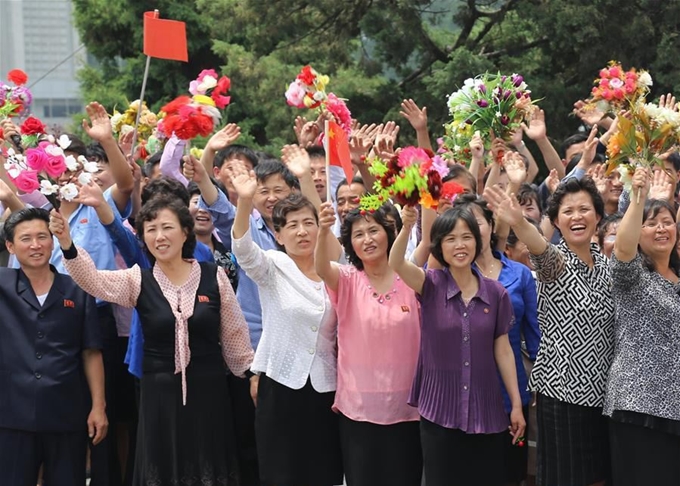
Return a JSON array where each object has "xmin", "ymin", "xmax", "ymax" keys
[
  {"xmin": 315, "ymin": 202, "xmax": 422, "ymax": 486},
  {"xmin": 49, "ymin": 197, "xmax": 254, "ymax": 486}
]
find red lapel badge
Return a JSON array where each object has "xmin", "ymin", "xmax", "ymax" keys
[
  {"xmin": 198, "ymin": 295, "xmax": 209, "ymax": 303},
  {"xmin": 63, "ymin": 299, "xmax": 75, "ymax": 308},
  {"xmin": 401, "ymin": 305, "xmax": 410, "ymax": 313}
]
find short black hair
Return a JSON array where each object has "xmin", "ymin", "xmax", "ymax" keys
[
  {"xmin": 640, "ymin": 200, "xmax": 680, "ymax": 274},
  {"xmin": 335, "ymin": 176, "xmax": 366, "ymax": 200},
  {"xmin": 560, "ymin": 133, "xmax": 588, "ymax": 158},
  {"xmin": 87, "ymin": 142, "xmax": 108, "ymax": 163},
  {"xmin": 143, "ymin": 152, "xmax": 162, "ymax": 178},
  {"xmin": 564, "ymin": 152, "xmax": 606, "ymax": 175},
  {"xmin": 507, "ymin": 218, "xmax": 542, "ymax": 248},
  {"xmin": 306, "ymin": 146, "xmax": 326, "ymax": 159},
  {"xmin": 3, "ymin": 207, "xmax": 50, "ymax": 243},
  {"xmin": 213, "ymin": 145, "xmax": 258, "ymax": 170},
  {"xmin": 430, "ymin": 206, "xmax": 482, "ymax": 268},
  {"xmin": 187, "ymin": 181, "xmax": 201, "ymax": 198},
  {"xmin": 546, "ymin": 176, "xmax": 605, "ymax": 225},
  {"xmin": 444, "ymin": 165, "xmax": 477, "ymax": 193},
  {"xmin": 517, "ymin": 183, "xmax": 542, "ymax": 214},
  {"xmin": 381, "ymin": 202, "xmax": 403, "ymax": 235},
  {"xmin": 141, "ymin": 176, "xmax": 191, "ymax": 206},
  {"xmin": 666, "ymin": 152, "xmax": 680, "ymax": 173},
  {"xmin": 453, "ymin": 193, "xmax": 497, "ymax": 250},
  {"xmin": 135, "ymin": 197, "xmax": 196, "ymax": 261},
  {"xmin": 340, "ymin": 206, "xmax": 396, "ymax": 271},
  {"xmin": 272, "ymin": 194, "xmax": 318, "ymax": 233},
  {"xmin": 254, "ymin": 160, "xmax": 299, "ymax": 190}
]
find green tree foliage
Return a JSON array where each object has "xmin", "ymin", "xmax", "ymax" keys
[{"xmin": 72, "ymin": 0, "xmax": 680, "ymax": 155}]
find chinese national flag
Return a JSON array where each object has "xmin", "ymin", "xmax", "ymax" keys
[
  {"xmin": 325, "ymin": 120, "xmax": 354, "ymax": 183},
  {"xmin": 143, "ymin": 11, "xmax": 188, "ymax": 62}
]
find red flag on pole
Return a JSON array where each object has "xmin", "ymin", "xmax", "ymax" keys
[
  {"xmin": 325, "ymin": 120, "xmax": 354, "ymax": 184},
  {"xmin": 143, "ymin": 11, "xmax": 188, "ymax": 62}
]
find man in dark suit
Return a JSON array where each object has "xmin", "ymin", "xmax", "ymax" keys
[{"xmin": 0, "ymin": 207, "xmax": 107, "ymax": 485}]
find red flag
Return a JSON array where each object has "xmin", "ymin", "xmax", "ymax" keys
[
  {"xmin": 143, "ymin": 11, "xmax": 188, "ymax": 62},
  {"xmin": 326, "ymin": 120, "xmax": 354, "ymax": 183}
]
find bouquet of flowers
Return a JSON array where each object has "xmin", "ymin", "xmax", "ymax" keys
[
  {"xmin": 285, "ymin": 65, "xmax": 330, "ymax": 110},
  {"xmin": 110, "ymin": 100, "xmax": 158, "ymax": 141},
  {"xmin": 0, "ymin": 69, "xmax": 32, "ymax": 118},
  {"xmin": 359, "ymin": 147, "xmax": 455, "ymax": 211},
  {"xmin": 3, "ymin": 134, "xmax": 99, "ymax": 208},
  {"xmin": 588, "ymin": 61, "xmax": 652, "ymax": 114},
  {"xmin": 447, "ymin": 73, "xmax": 536, "ymax": 147},
  {"xmin": 159, "ymin": 69, "xmax": 231, "ymax": 140},
  {"xmin": 285, "ymin": 65, "xmax": 352, "ymax": 136},
  {"xmin": 440, "ymin": 120, "xmax": 475, "ymax": 166},
  {"xmin": 606, "ymin": 102, "xmax": 680, "ymax": 199}
]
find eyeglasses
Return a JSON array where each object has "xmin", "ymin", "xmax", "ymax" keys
[{"xmin": 641, "ymin": 221, "xmax": 676, "ymax": 230}]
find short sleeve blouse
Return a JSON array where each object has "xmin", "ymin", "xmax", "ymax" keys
[
  {"xmin": 327, "ymin": 265, "xmax": 421, "ymax": 425},
  {"xmin": 408, "ymin": 268, "xmax": 515, "ymax": 434}
]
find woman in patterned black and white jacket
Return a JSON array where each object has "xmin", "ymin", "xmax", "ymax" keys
[
  {"xmin": 605, "ymin": 166, "xmax": 680, "ymax": 486},
  {"xmin": 485, "ymin": 174, "xmax": 614, "ymax": 486}
]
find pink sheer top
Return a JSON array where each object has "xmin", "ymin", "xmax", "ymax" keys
[
  {"xmin": 63, "ymin": 246, "xmax": 254, "ymax": 404},
  {"xmin": 327, "ymin": 265, "xmax": 421, "ymax": 424}
]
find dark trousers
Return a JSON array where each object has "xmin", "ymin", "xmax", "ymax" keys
[
  {"xmin": 0, "ymin": 427, "xmax": 87, "ymax": 486},
  {"xmin": 90, "ymin": 305, "xmax": 123, "ymax": 486}
]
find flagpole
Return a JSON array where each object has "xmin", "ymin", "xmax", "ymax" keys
[
  {"xmin": 129, "ymin": 9, "xmax": 159, "ymax": 158},
  {"xmin": 324, "ymin": 119, "xmax": 331, "ymax": 202}
]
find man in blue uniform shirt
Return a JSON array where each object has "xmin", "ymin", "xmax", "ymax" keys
[{"xmin": 0, "ymin": 208, "xmax": 107, "ymax": 485}]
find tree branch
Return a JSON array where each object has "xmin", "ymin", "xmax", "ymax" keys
[{"xmin": 481, "ymin": 36, "xmax": 549, "ymax": 59}]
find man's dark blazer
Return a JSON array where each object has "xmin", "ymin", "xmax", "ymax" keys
[{"xmin": 0, "ymin": 266, "xmax": 102, "ymax": 432}]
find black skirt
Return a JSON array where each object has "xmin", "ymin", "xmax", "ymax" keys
[
  {"xmin": 420, "ymin": 416, "xmax": 505, "ymax": 486},
  {"xmin": 610, "ymin": 413, "xmax": 680, "ymax": 486},
  {"xmin": 133, "ymin": 361, "xmax": 240, "ymax": 486},
  {"xmin": 255, "ymin": 374, "xmax": 342, "ymax": 486},
  {"xmin": 339, "ymin": 414, "xmax": 422, "ymax": 486},
  {"xmin": 536, "ymin": 393, "xmax": 610, "ymax": 486}
]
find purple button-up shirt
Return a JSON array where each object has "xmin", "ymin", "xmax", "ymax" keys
[{"xmin": 408, "ymin": 268, "xmax": 515, "ymax": 434}]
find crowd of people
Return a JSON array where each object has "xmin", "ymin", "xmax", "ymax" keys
[{"xmin": 0, "ymin": 88, "xmax": 679, "ymax": 486}]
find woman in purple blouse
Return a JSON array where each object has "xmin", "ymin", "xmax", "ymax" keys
[{"xmin": 389, "ymin": 204, "xmax": 525, "ymax": 486}]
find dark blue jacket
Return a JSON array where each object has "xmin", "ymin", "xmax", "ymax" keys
[{"xmin": 0, "ymin": 267, "xmax": 102, "ymax": 432}]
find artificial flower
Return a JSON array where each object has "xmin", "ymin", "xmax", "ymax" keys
[
  {"xmin": 7, "ymin": 69, "xmax": 28, "ymax": 86},
  {"xmin": 82, "ymin": 160, "xmax": 100, "ymax": 173},
  {"xmin": 40, "ymin": 179, "xmax": 59, "ymax": 196},
  {"xmin": 20, "ymin": 117, "xmax": 46, "ymax": 136},
  {"xmin": 65, "ymin": 155, "xmax": 79, "ymax": 172},
  {"xmin": 57, "ymin": 134, "xmax": 71, "ymax": 150},
  {"xmin": 78, "ymin": 172, "xmax": 93, "ymax": 186},
  {"xmin": 25, "ymin": 148, "xmax": 49, "ymax": 172},
  {"xmin": 13, "ymin": 170, "xmax": 40, "ymax": 193},
  {"xmin": 59, "ymin": 183, "xmax": 79, "ymax": 201}
]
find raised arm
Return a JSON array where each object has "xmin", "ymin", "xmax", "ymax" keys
[
  {"xmin": 49, "ymin": 210, "xmax": 141, "ymax": 307},
  {"xmin": 522, "ymin": 108, "xmax": 565, "ymax": 180},
  {"xmin": 82, "ymin": 102, "xmax": 134, "ymax": 213},
  {"xmin": 76, "ymin": 181, "xmax": 146, "ymax": 268},
  {"xmin": 200, "ymin": 123, "xmax": 241, "ymax": 175},
  {"xmin": 389, "ymin": 205, "xmax": 426, "ymax": 294},
  {"xmin": 0, "ymin": 178, "xmax": 25, "ymax": 213},
  {"xmin": 468, "ymin": 131, "xmax": 485, "ymax": 193},
  {"xmin": 614, "ymin": 167, "xmax": 650, "ymax": 262},
  {"xmin": 315, "ymin": 202, "xmax": 342, "ymax": 291},
  {"xmin": 411, "ymin": 206, "xmax": 435, "ymax": 267},
  {"xmin": 216, "ymin": 268, "xmax": 254, "ymax": 377},
  {"xmin": 400, "ymin": 99, "xmax": 433, "ymax": 152},
  {"xmin": 159, "ymin": 134, "xmax": 188, "ymax": 186},
  {"xmin": 484, "ymin": 185, "xmax": 549, "ymax": 255}
]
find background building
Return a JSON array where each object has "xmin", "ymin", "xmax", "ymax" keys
[{"xmin": 0, "ymin": 0, "xmax": 85, "ymax": 130}]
